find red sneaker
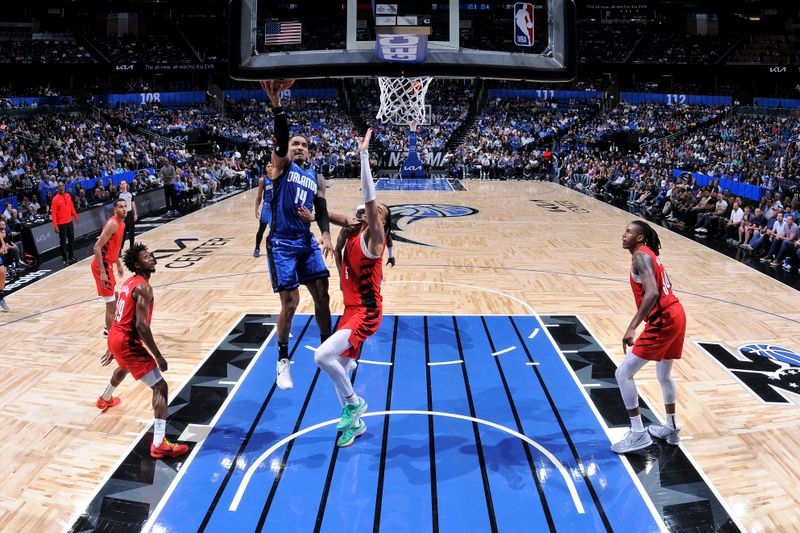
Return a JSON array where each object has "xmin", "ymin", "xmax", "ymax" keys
[
  {"xmin": 150, "ymin": 437, "xmax": 189, "ymax": 459},
  {"xmin": 96, "ymin": 396, "xmax": 121, "ymax": 410}
]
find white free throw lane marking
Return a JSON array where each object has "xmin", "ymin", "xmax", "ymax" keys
[
  {"xmin": 491, "ymin": 346, "xmax": 516, "ymax": 357},
  {"xmin": 358, "ymin": 359, "xmax": 392, "ymax": 366},
  {"xmin": 228, "ymin": 409, "xmax": 585, "ymax": 515},
  {"xmin": 528, "ymin": 327, "xmax": 540, "ymax": 339},
  {"xmin": 583, "ymin": 384, "xmax": 602, "ymax": 388},
  {"xmin": 243, "ymin": 348, "xmax": 259, "ymax": 352},
  {"xmin": 304, "ymin": 345, "xmax": 317, "ymax": 352},
  {"xmin": 428, "ymin": 360, "xmax": 464, "ymax": 366},
  {"xmin": 525, "ymin": 362, "xmax": 540, "ymax": 366}
]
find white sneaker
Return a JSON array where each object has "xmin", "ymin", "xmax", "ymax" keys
[
  {"xmin": 648, "ymin": 424, "xmax": 681, "ymax": 445},
  {"xmin": 276, "ymin": 359, "xmax": 294, "ymax": 390},
  {"xmin": 611, "ymin": 429, "xmax": 653, "ymax": 453},
  {"xmin": 0, "ymin": 299, "xmax": 9, "ymax": 312}
]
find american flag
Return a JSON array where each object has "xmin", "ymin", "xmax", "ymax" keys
[{"xmin": 264, "ymin": 20, "xmax": 302, "ymax": 45}]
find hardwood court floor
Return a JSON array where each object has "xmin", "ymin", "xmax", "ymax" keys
[{"xmin": 0, "ymin": 180, "xmax": 798, "ymax": 532}]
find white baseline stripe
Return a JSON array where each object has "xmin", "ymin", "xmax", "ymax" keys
[
  {"xmin": 359, "ymin": 359, "xmax": 392, "ymax": 366},
  {"xmin": 525, "ymin": 362, "xmax": 540, "ymax": 366},
  {"xmin": 491, "ymin": 346, "xmax": 516, "ymax": 356},
  {"xmin": 528, "ymin": 327, "xmax": 540, "ymax": 339},
  {"xmin": 428, "ymin": 360, "xmax": 463, "ymax": 366},
  {"xmin": 228, "ymin": 409, "xmax": 585, "ymax": 515}
]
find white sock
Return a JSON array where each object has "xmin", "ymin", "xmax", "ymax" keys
[
  {"xmin": 153, "ymin": 418, "xmax": 166, "ymax": 445},
  {"xmin": 102, "ymin": 384, "xmax": 116, "ymax": 401},
  {"xmin": 667, "ymin": 413, "xmax": 677, "ymax": 429},
  {"xmin": 630, "ymin": 414, "xmax": 644, "ymax": 432}
]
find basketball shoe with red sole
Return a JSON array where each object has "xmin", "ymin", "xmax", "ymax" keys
[
  {"xmin": 150, "ymin": 438, "xmax": 189, "ymax": 459},
  {"xmin": 96, "ymin": 396, "xmax": 121, "ymax": 410}
]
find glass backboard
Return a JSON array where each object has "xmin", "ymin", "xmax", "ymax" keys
[{"xmin": 229, "ymin": 0, "xmax": 576, "ymax": 81}]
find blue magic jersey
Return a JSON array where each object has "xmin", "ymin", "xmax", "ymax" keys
[
  {"xmin": 260, "ymin": 178, "xmax": 273, "ymax": 224},
  {"xmin": 270, "ymin": 161, "xmax": 319, "ymax": 236}
]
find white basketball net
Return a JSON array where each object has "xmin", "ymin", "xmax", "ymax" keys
[{"xmin": 376, "ymin": 76, "xmax": 433, "ymax": 126}]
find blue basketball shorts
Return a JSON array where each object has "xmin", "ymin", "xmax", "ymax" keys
[{"xmin": 266, "ymin": 233, "xmax": 329, "ymax": 293}]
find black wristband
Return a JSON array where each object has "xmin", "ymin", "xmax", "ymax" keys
[
  {"xmin": 313, "ymin": 196, "xmax": 330, "ymax": 234},
  {"xmin": 273, "ymin": 107, "xmax": 290, "ymax": 157}
]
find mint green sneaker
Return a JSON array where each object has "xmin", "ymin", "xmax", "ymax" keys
[
  {"xmin": 336, "ymin": 397, "xmax": 367, "ymax": 431},
  {"xmin": 337, "ymin": 419, "xmax": 367, "ymax": 447}
]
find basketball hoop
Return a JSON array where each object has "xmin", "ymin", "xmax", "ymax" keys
[{"xmin": 376, "ymin": 76, "xmax": 433, "ymax": 126}]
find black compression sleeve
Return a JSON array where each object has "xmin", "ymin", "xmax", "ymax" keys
[
  {"xmin": 313, "ymin": 196, "xmax": 330, "ymax": 234},
  {"xmin": 272, "ymin": 107, "xmax": 289, "ymax": 158}
]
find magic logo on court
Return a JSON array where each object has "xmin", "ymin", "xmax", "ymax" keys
[
  {"xmin": 389, "ymin": 204, "xmax": 479, "ymax": 247},
  {"xmin": 696, "ymin": 341, "xmax": 800, "ymax": 405}
]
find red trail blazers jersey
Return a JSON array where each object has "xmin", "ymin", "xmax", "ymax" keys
[
  {"xmin": 341, "ymin": 230, "xmax": 384, "ymax": 309},
  {"xmin": 629, "ymin": 245, "xmax": 680, "ymax": 322},
  {"xmin": 110, "ymin": 275, "xmax": 153, "ymax": 339}
]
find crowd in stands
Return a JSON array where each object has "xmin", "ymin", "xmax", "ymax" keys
[
  {"xmin": 633, "ymin": 31, "xmax": 740, "ymax": 64},
  {"xmin": 577, "ymin": 20, "xmax": 648, "ymax": 63},
  {"xmin": 87, "ymin": 32, "xmax": 196, "ymax": 64},
  {"xmin": 0, "ymin": 34, "xmax": 96, "ymax": 64},
  {"xmin": 558, "ymin": 101, "xmax": 728, "ymax": 148},
  {"xmin": 557, "ymin": 107, "xmax": 800, "ymax": 272},
  {"xmin": 0, "ymin": 84, "xmax": 62, "ymax": 97},
  {"xmin": 448, "ymin": 97, "xmax": 592, "ymax": 179},
  {"xmin": 104, "ymin": 103, "xmax": 218, "ymax": 134},
  {"xmin": 220, "ymin": 97, "xmax": 359, "ymax": 163},
  {"xmin": 729, "ymin": 34, "xmax": 800, "ymax": 65}
]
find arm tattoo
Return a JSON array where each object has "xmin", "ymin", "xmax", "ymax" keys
[{"xmin": 632, "ymin": 251, "xmax": 654, "ymax": 280}]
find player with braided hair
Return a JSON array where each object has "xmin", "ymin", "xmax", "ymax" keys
[
  {"xmin": 96, "ymin": 242, "xmax": 189, "ymax": 459},
  {"xmin": 310, "ymin": 128, "xmax": 392, "ymax": 447},
  {"xmin": 612, "ymin": 220, "xmax": 686, "ymax": 453}
]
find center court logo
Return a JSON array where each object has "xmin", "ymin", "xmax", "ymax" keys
[
  {"xmin": 697, "ymin": 341, "xmax": 800, "ymax": 405},
  {"xmin": 389, "ymin": 204, "xmax": 479, "ymax": 247},
  {"xmin": 152, "ymin": 237, "xmax": 233, "ymax": 269}
]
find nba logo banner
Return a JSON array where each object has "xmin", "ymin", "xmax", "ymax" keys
[{"xmin": 514, "ymin": 2, "xmax": 535, "ymax": 47}]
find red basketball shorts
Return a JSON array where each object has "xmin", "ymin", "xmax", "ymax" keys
[
  {"xmin": 632, "ymin": 302, "xmax": 687, "ymax": 362},
  {"xmin": 91, "ymin": 259, "xmax": 116, "ymax": 298},
  {"xmin": 337, "ymin": 306, "xmax": 383, "ymax": 360},
  {"xmin": 107, "ymin": 330, "xmax": 157, "ymax": 380}
]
